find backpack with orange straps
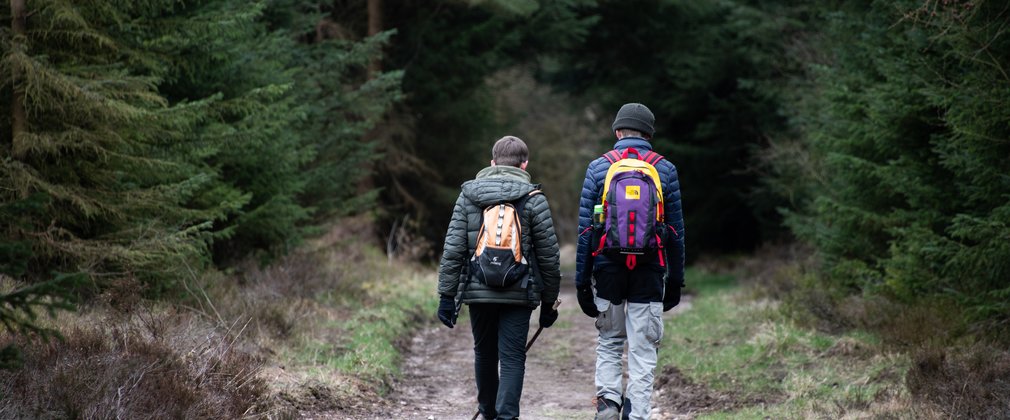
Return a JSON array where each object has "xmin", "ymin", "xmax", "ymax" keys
[{"xmin": 470, "ymin": 190, "xmax": 542, "ymax": 288}]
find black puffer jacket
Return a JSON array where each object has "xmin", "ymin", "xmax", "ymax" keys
[{"xmin": 437, "ymin": 165, "xmax": 561, "ymax": 307}]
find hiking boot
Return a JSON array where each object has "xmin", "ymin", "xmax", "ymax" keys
[{"xmin": 595, "ymin": 397, "xmax": 621, "ymax": 420}]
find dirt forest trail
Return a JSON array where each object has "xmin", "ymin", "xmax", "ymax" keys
[
  {"xmin": 375, "ymin": 282, "xmax": 597, "ymax": 419},
  {"xmin": 314, "ymin": 274, "xmax": 711, "ymax": 420}
]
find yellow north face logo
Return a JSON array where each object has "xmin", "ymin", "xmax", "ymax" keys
[{"xmin": 625, "ymin": 185, "xmax": 641, "ymax": 200}]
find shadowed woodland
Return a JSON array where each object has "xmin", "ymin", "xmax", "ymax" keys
[{"xmin": 1, "ymin": 0, "xmax": 1009, "ymax": 418}]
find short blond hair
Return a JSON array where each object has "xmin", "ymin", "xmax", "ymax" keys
[{"xmin": 491, "ymin": 136, "xmax": 529, "ymax": 168}]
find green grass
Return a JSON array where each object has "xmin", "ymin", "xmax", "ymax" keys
[
  {"xmin": 330, "ymin": 272, "xmax": 437, "ymax": 383},
  {"xmin": 660, "ymin": 269, "xmax": 911, "ymax": 418},
  {"xmin": 289, "ymin": 267, "xmax": 437, "ymax": 388}
]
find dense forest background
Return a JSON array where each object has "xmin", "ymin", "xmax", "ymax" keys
[{"xmin": 2, "ymin": 0, "xmax": 1009, "ymax": 374}]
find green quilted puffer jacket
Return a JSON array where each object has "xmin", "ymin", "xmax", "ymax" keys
[{"xmin": 437, "ymin": 165, "xmax": 561, "ymax": 307}]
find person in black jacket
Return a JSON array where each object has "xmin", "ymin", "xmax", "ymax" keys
[
  {"xmin": 436, "ymin": 136, "xmax": 562, "ymax": 420},
  {"xmin": 575, "ymin": 103, "xmax": 686, "ymax": 420}
]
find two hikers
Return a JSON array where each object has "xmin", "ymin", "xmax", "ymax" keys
[
  {"xmin": 436, "ymin": 103, "xmax": 685, "ymax": 420},
  {"xmin": 576, "ymin": 102, "xmax": 686, "ymax": 420},
  {"xmin": 436, "ymin": 136, "xmax": 562, "ymax": 420}
]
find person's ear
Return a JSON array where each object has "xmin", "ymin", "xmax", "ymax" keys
[
  {"xmin": 520, "ymin": 161, "xmax": 528, "ymax": 170},
  {"xmin": 615, "ymin": 130, "xmax": 623, "ymax": 139},
  {"xmin": 491, "ymin": 159, "xmax": 496, "ymax": 166}
]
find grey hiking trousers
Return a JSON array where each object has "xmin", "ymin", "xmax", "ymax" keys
[{"xmin": 593, "ymin": 296, "xmax": 664, "ymax": 420}]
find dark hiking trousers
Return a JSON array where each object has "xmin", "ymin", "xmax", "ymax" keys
[{"xmin": 468, "ymin": 303, "xmax": 533, "ymax": 420}]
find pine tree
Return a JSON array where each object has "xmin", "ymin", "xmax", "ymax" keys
[
  {"xmin": 150, "ymin": 0, "xmax": 402, "ymax": 261},
  {"xmin": 777, "ymin": 0, "xmax": 1010, "ymax": 336},
  {"xmin": 295, "ymin": 30, "xmax": 403, "ymax": 222},
  {"xmin": 142, "ymin": 0, "xmax": 314, "ymax": 262},
  {"xmin": 0, "ymin": 0, "xmax": 222, "ymax": 289}
]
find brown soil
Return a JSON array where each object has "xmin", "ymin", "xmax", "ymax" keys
[{"xmin": 309, "ymin": 279, "xmax": 745, "ymax": 419}]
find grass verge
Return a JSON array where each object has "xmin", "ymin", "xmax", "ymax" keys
[
  {"xmin": 659, "ymin": 268, "xmax": 912, "ymax": 418},
  {"xmin": 0, "ymin": 218, "xmax": 437, "ymax": 418},
  {"xmin": 0, "ymin": 292, "xmax": 267, "ymax": 419},
  {"xmin": 216, "ymin": 220, "xmax": 438, "ymax": 415},
  {"xmin": 282, "ymin": 264, "xmax": 436, "ymax": 387}
]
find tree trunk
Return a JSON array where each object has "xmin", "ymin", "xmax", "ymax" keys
[
  {"xmin": 367, "ymin": 0, "xmax": 382, "ymax": 78},
  {"xmin": 358, "ymin": 0, "xmax": 385, "ymax": 198},
  {"xmin": 10, "ymin": 0, "xmax": 27, "ymax": 159}
]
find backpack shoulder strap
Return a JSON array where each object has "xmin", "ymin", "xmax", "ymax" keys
[
  {"xmin": 602, "ymin": 150, "xmax": 622, "ymax": 164},
  {"xmin": 643, "ymin": 151, "xmax": 665, "ymax": 166},
  {"xmin": 517, "ymin": 190, "xmax": 543, "ymax": 289},
  {"xmin": 515, "ymin": 189, "xmax": 543, "ymax": 214}
]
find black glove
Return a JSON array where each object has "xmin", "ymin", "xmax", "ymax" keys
[
  {"xmin": 577, "ymin": 286, "xmax": 599, "ymax": 318},
  {"xmin": 437, "ymin": 295, "xmax": 456, "ymax": 328},
  {"xmin": 539, "ymin": 306, "xmax": 559, "ymax": 328},
  {"xmin": 663, "ymin": 283, "xmax": 682, "ymax": 312}
]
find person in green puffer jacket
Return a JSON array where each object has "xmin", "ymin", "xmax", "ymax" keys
[{"xmin": 436, "ymin": 136, "xmax": 562, "ymax": 420}]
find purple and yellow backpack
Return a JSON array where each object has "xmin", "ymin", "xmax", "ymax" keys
[{"xmin": 592, "ymin": 147, "xmax": 672, "ymax": 270}]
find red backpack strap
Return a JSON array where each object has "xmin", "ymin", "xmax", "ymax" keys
[
  {"xmin": 602, "ymin": 150, "xmax": 622, "ymax": 164},
  {"xmin": 621, "ymin": 147, "xmax": 642, "ymax": 159},
  {"xmin": 643, "ymin": 151, "xmax": 664, "ymax": 166}
]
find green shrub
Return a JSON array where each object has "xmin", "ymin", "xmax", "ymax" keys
[{"xmin": 772, "ymin": 0, "xmax": 1010, "ymax": 338}]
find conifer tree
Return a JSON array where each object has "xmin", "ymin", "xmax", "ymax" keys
[
  {"xmin": 144, "ymin": 0, "xmax": 314, "ymax": 262},
  {"xmin": 777, "ymin": 0, "xmax": 1010, "ymax": 335},
  {"xmin": 295, "ymin": 31, "xmax": 402, "ymax": 222},
  {"xmin": 173, "ymin": 0, "xmax": 402, "ymax": 258},
  {"xmin": 0, "ymin": 0, "xmax": 235, "ymax": 368},
  {"xmin": 0, "ymin": 0, "xmax": 221, "ymax": 287}
]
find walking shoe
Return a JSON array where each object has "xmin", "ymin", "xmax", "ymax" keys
[{"xmin": 595, "ymin": 397, "xmax": 621, "ymax": 420}]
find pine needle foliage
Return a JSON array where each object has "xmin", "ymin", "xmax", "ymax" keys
[
  {"xmin": 0, "ymin": 0, "xmax": 220, "ymax": 291},
  {"xmin": 0, "ymin": 273, "xmax": 82, "ymax": 370},
  {"xmin": 147, "ymin": 0, "xmax": 402, "ymax": 262},
  {"xmin": 779, "ymin": 0, "xmax": 1010, "ymax": 337},
  {"xmin": 0, "ymin": 0, "xmax": 400, "ymax": 377},
  {"xmin": 294, "ymin": 31, "xmax": 403, "ymax": 223},
  {"xmin": 0, "ymin": 0, "xmax": 402, "ymax": 280},
  {"xmin": 147, "ymin": 0, "xmax": 316, "ymax": 262}
]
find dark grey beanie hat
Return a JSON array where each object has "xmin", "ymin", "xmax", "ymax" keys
[{"xmin": 611, "ymin": 103, "xmax": 655, "ymax": 137}]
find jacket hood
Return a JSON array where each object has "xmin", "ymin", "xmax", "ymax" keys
[{"xmin": 462, "ymin": 165, "xmax": 536, "ymax": 207}]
